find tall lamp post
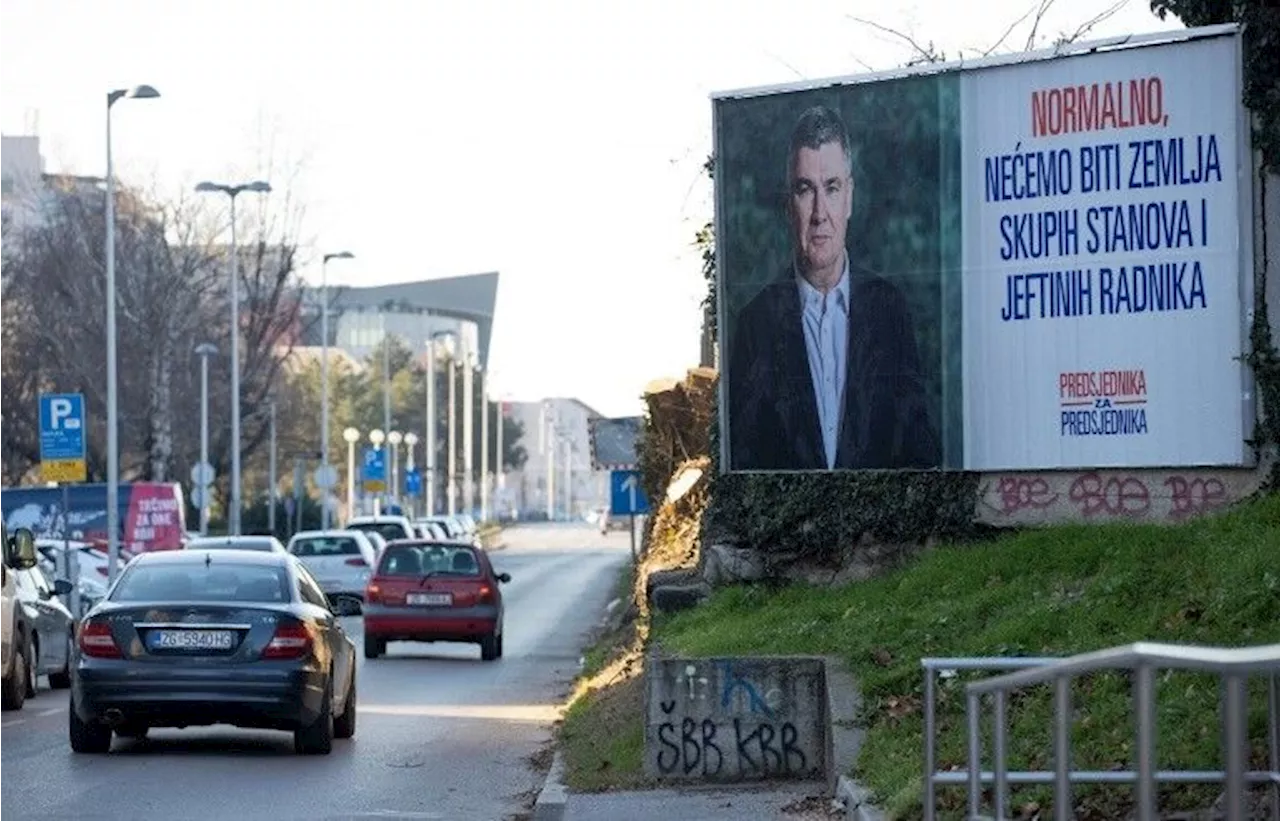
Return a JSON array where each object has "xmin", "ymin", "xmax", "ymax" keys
[
  {"xmin": 105, "ymin": 83, "xmax": 161, "ymax": 586},
  {"xmin": 195, "ymin": 178, "xmax": 272, "ymax": 535},
  {"xmin": 343, "ymin": 427, "xmax": 361, "ymax": 522},
  {"xmin": 320, "ymin": 251, "xmax": 354, "ymax": 529},
  {"xmin": 479, "ymin": 365, "xmax": 489, "ymax": 524},
  {"xmin": 388, "ymin": 431, "xmax": 403, "ymax": 508},
  {"xmin": 194, "ymin": 342, "xmax": 217, "ymax": 535}
]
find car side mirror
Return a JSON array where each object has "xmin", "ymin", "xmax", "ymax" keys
[
  {"xmin": 497, "ymin": 572, "xmax": 511, "ymax": 584},
  {"xmin": 11, "ymin": 528, "xmax": 37, "ymax": 570},
  {"xmin": 53, "ymin": 578, "xmax": 74, "ymax": 597}
]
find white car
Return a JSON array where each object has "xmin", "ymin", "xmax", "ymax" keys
[
  {"xmin": 346, "ymin": 515, "xmax": 416, "ymax": 544},
  {"xmin": 414, "ymin": 521, "xmax": 448, "ymax": 540},
  {"xmin": 286, "ymin": 530, "xmax": 378, "ymax": 614},
  {"xmin": 416, "ymin": 515, "xmax": 470, "ymax": 543},
  {"xmin": 34, "ymin": 540, "xmax": 112, "ymax": 616},
  {"xmin": 183, "ymin": 535, "xmax": 288, "ymax": 553}
]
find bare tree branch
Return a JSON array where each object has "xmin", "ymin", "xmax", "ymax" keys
[
  {"xmin": 982, "ymin": 0, "xmax": 1045, "ymax": 56},
  {"xmin": 1025, "ymin": 0, "xmax": 1058, "ymax": 51},
  {"xmin": 848, "ymin": 15, "xmax": 945, "ymax": 64},
  {"xmin": 1055, "ymin": 0, "xmax": 1131, "ymax": 48}
]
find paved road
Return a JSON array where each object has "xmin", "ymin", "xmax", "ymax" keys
[{"xmin": 1, "ymin": 524, "xmax": 630, "ymax": 821}]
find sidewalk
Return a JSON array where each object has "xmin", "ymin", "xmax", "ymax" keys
[{"xmin": 560, "ymin": 783, "xmax": 835, "ymax": 820}]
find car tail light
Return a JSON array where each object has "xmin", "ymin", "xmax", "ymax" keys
[
  {"xmin": 79, "ymin": 620, "xmax": 121, "ymax": 659},
  {"xmin": 365, "ymin": 583, "xmax": 382, "ymax": 604},
  {"xmin": 345, "ymin": 557, "xmax": 367, "ymax": 567},
  {"xmin": 96, "ymin": 567, "xmax": 110, "ymax": 577},
  {"xmin": 478, "ymin": 584, "xmax": 495, "ymax": 604},
  {"xmin": 263, "ymin": 622, "xmax": 312, "ymax": 660}
]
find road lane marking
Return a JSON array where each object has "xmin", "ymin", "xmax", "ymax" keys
[
  {"xmin": 37, "ymin": 707, "xmax": 64, "ymax": 717},
  {"xmin": 2, "ymin": 719, "xmax": 25, "ymax": 728}
]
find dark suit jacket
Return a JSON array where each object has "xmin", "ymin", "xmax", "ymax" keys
[{"xmin": 726, "ymin": 265, "xmax": 941, "ymax": 471}]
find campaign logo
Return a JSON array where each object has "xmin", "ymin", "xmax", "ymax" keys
[{"xmin": 1059, "ymin": 369, "xmax": 1149, "ymax": 437}]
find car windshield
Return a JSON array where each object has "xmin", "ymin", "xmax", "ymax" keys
[
  {"xmin": 377, "ymin": 545, "xmax": 481, "ymax": 577},
  {"xmin": 291, "ymin": 535, "xmax": 362, "ymax": 557},
  {"xmin": 186, "ymin": 538, "xmax": 277, "ymax": 552},
  {"xmin": 112, "ymin": 563, "xmax": 291, "ymax": 603},
  {"xmin": 348, "ymin": 522, "xmax": 409, "ymax": 542}
]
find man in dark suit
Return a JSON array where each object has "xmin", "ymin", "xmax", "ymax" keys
[{"xmin": 726, "ymin": 104, "xmax": 940, "ymax": 471}]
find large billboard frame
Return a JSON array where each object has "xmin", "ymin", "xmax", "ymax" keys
[{"xmin": 711, "ymin": 22, "xmax": 1256, "ymax": 476}]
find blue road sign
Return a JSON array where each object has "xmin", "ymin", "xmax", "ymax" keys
[
  {"xmin": 39, "ymin": 393, "xmax": 87, "ymax": 482},
  {"xmin": 404, "ymin": 468, "xmax": 422, "ymax": 496},
  {"xmin": 361, "ymin": 447, "xmax": 387, "ymax": 492},
  {"xmin": 610, "ymin": 469, "xmax": 650, "ymax": 517}
]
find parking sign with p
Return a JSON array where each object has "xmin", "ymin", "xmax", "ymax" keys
[{"xmin": 39, "ymin": 392, "xmax": 87, "ymax": 483}]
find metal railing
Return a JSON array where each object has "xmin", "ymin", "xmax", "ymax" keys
[{"xmin": 922, "ymin": 644, "xmax": 1280, "ymax": 821}]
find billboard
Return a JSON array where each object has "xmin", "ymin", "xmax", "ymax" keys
[{"xmin": 714, "ymin": 24, "xmax": 1253, "ymax": 473}]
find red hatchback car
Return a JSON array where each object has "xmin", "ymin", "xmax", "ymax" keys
[{"xmin": 362, "ymin": 541, "xmax": 510, "ymax": 661}]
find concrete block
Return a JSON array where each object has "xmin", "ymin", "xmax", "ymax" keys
[{"xmin": 643, "ymin": 655, "xmax": 827, "ymax": 784}]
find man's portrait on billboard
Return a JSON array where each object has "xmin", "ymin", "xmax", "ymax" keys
[{"xmin": 724, "ymin": 104, "xmax": 942, "ymax": 471}]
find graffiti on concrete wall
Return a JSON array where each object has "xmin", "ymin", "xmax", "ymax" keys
[
  {"xmin": 645, "ymin": 657, "xmax": 825, "ymax": 783},
  {"xmin": 977, "ymin": 467, "xmax": 1255, "ymax": 524}
]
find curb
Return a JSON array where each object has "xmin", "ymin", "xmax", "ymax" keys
[
  {"xmin": 533, "ymin": 748, "xmax": 569, "ymax": 821},
  {"xmin": 836, "ymin": 775, "xmax": 886, "ymax": 821}
]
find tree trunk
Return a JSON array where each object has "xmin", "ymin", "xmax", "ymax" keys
[{"xmin": 148, "ymin": 330, "xmax": 174, "ymax": 482}]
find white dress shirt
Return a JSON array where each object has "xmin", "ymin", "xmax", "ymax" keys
[{"xmin": 796, "ymin": 260, "xmax": 850, "ymax": 469}]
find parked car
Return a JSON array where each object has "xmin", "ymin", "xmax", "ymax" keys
[
  {"xmin": 346, "ymin": 515, "xmax": 416, "ymax": 544},
  {"xmin": 286, "ymin": 530, "xmax": 378, "ymax": 615},
  {"xmin": 10, "ymin": 553, "xmax": 76, "ymax": 693},
  {"xmin": 182, "ymin": 535, "xmax": 288, "ymax": 553},
  {"xmin": 69, "ymin": 549, "xmax": 358, "ymax": 754},
  {"xmin": 414, "ymin": 521, "xmax": 448, "ymax": 540},
  {"xmin": 362, "ymin": 540, "xmax": 510, "ymax": 662},
  {"xmin": 35, "ymin": 539, "xmax": 115, "ymax": 616},
  {"xmin": 3, "ymin": 524, "xmax": 39, "ymax": 710},
  {"xmin": 416, "ymin": 515, "xmax": 474, "ymax": 545}
]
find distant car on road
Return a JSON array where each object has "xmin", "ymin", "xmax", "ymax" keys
[
  {"xmin": 346, "ymin": 515, "xmax": 416, "ymax": 544},
  {"xmin": 363, "ymin": 541, "xmax": 510, "ymax": 662},
  {"xmin": 69, "ymin": 549, "xmax": 358, "ymax": 754},
  {"xmin": 182, "ymin": 535, "xmax": 288, "ymax": 554},
  {"xmin": 286, "ymin": 530, "xmax": 378, "ymax": 615}
]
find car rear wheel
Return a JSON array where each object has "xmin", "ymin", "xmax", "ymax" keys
[
  {"xmin": 496, "ymin": 632, "xmax": 504, "ymax": 659},
  {"xmin": 334, "ymin": 675, "xmax": 356, "ymax": 740},
  {"xmin": 69, "ymin": 697, "xmax": 113, "ymax": 753},
  {"xmin": 480, "ymin": 632, "xmax": 498, "ymax": 662},
  {"xmin": 363, "ymin": 634, "xmax": 385, "ymax": 659},
  {"xmin": 48, "ymin": 632, "xmax": 73, "ymax": 689},
  {"xmin": 294, "ymin": 680, "xmax": 334, "ymax": 755}
]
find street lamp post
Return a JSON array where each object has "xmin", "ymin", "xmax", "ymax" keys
[
  {"xmin": 195, "ymin": 179, "xmax": 272, "ymax": 535},
  {"xmin": 388, "ymin": 431, "xmax": 403, "ymax": 508},
  {"xmin": 268, "ymin": 399, "xmax": 277, "ymax": 535},
  {"xmin": 479, "ymin": 366, "xmax": 489, "ymax": 524},
  {"xmin": 425, "ymin": 338, "xmax": 436, "ymax": 516},
  {"xmin": 462, "ymin": 344, "xmax": 474, "ymax": 517},
  {"xmin": 194, "ymin": 342, "xmax": 217, "ymax": 535},
  {"xmin": 369, "ymin": 429, "xmax": 385, "ymax": 515},
  {"xmin": 447, "ymin": 353, "xmax": 457, "ymax": 517},
  {"xmin": 343, "ymin": 427, "xmax": 361, "ymax": 522},
  {"xmin": 105, "ymin": 83, "xmax": 160, "ymax": 586},
  {"xmin": 320, "ymin": 251, "xmax": 354, "ymax": 530}
]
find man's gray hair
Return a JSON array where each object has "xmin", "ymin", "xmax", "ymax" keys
[{"xmin": 787, "ymin": 105, "xmax": 853, "ymax": 186}]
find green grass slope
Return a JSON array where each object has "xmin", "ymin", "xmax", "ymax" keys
[{"xmin": 656, "ymin": 493, "xmax": 1280, "ymax": 819}]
